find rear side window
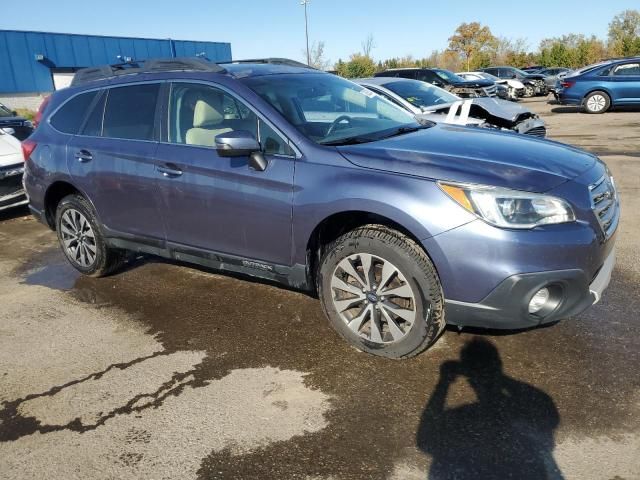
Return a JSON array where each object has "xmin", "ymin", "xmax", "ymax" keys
[
  {"xmin": 103, "ymin": 84, "xmax": 160, "ymax": 140},
  {"xmin": 81, "ymin": 91, "xmax": 106, "ymax": 137},
  {"xmin": 50, "ymin": 91, "xmax": 97, "ymax": 134}
]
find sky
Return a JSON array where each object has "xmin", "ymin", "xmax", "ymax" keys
[{"xmin": 3, "ymin": 0, "xmax": 639, "ymax": 65}]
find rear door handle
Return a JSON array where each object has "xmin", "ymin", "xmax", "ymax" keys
[
  {"xmin": 75, "ymin": 149, "xmax": 93, "ymax": 163},
  {"xmin": 157, "ymin": 164, "xmax": 183, "ymax": 178}
]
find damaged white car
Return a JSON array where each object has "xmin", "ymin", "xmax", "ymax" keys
[
  {"xmin": 0, "ymin": 128, "xmax": 28, "ymax": 212},
  {"xmin": 357, "ymin": 77, "xmax": 546, "ymax": 137}
]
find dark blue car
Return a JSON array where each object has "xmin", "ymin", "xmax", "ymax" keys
[
  {"xmin": 557, "ymin": 57, "xmax": 640, "ymax": 113},
  {"xmin": 22, "ymin": 57, "xmax": 619, "ymax": 359}
]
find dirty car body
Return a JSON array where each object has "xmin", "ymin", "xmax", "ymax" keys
[{"xmin": 358, "ymin": 78, "xmax": 546, "ymax": 137}]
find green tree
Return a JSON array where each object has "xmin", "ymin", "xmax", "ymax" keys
[
  {"xmin": 448, "ymin": 22, "xmax": 497, "ymax": 71},
  {"xmin": 335, "ymin": 53, "xmax": 376, "ymax": 78},
  {"xmin": 608, "ymin": 9, "xmax": 640, "ymax": 56}
]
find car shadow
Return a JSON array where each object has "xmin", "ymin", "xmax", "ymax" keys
[
  {"xmin": 0, "ymin": 205, "xmax": 30, "ymax": 222},
  {"xmin": 551, "ymin": 105, "xmax": 640, "ymax": 114},
  {"xmin": 416, "ymin": 337, "xmax": 565, "ymax": 479}
]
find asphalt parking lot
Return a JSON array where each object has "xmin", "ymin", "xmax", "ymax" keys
[{"xmin": 0, "ymin": 98, "xmax": 639, "ymax": 480}]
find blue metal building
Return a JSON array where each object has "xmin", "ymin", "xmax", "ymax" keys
[{"xmin": 0, "ymin": 30, "xmax": 232, "ymax": 94}]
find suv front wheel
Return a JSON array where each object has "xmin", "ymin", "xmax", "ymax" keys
[
  {"xmin": 318, "ymin": 225, "xmax": 445, "ymax": 359},
  {"xmin": 55, "ymin": 194, "xmax": 126, "ymax": 277}
]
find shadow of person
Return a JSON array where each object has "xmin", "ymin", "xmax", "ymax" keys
[{"xmin": 417, "ymin": 338, "xmax": 564, "ymax": 480}]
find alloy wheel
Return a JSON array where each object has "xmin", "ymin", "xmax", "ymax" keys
[
  {"xmin": 586, "ymin": 94, "xmax": 606, "ymax": 112},
  {"xmin": 330, "ymin": 253, "xmax": 417, "ymax": 344},
  {"xmin": 60, "ymin": 208, "xmax": 97, "ymax": 267}
]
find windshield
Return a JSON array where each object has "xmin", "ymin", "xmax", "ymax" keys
[
  {"xmin": 382, "ymin": 80, "xmax": 459, "ymax": 108},
  {"xmin": 512, "ymin": 68, "xmax": 530, "ymax": 76},
  {"xmin": 242, "ymin": 73, "xmax": 418, "ymax": 145},
  {"xmin": 433, "ymin": 69, "xmax": 466, "ymax": 83},
  {"xmin": 0, "ymin": 103, "xmax": 14, "ymax": 117}
]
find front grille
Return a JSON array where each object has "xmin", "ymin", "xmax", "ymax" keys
[
  {"xmin": 589, "ymin": 175, "xmax": 619, "ymax": 240},
  {"xmin": 525, "ymin": 126, "xmax": 546, "ymax": 137}
]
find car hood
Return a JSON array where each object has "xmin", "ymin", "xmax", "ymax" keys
[
  {"xmin": 421, "ymin": 97, "xmax": 537, "ymax": 124},
  {"xmin": 337, "ymin": 124, "xmax": 596, "ymax": 192}
]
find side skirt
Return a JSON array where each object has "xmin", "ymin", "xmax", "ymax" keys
[{"xmin": 105, "ymin": 235, "xmax": 311, "ymax": 292}]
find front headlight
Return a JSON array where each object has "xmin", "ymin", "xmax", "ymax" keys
[{"xmin": 438, "ymin": 181, "xmax": 575, "ymax": 229}]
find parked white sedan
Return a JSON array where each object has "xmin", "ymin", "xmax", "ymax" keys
[{"xmin": 0, "ymin": 128, "xmax": 28, "ymax": 212}]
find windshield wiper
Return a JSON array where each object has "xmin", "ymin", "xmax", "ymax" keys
[
  {"xmin": 378, "ymin": 123, "xmax": 434, "ymax": 140},
  {"xmin": 320, "ymin": 135, "xmax": 377, "ymax": 146}
]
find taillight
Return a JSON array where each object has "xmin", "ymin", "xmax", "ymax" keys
[
  {"xmin": 33, "ymin": 95, "xmax": 51, "ymax": 128},
  {"xmin": 22, "ymin": 140, "xmax": 37, "ymax": 162},
  {"xmin": 561, "ymin": 81, "xmax": 575, "ymax": 89}
]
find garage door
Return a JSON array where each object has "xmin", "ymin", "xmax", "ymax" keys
[{"xmin": 52, "ymin": 72, "xmax": 75, "ymax": 90}]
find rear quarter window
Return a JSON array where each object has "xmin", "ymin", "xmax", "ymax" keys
[
  {"xmin": 50, "ymin": 91, "xmax": 98, "ymax": 134},
  {"xmin": 102, "ymin": 84, "xmax": 160, "ymax": 141}
]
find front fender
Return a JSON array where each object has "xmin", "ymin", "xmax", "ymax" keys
[{"xmin": 291, "ymin": 158, "xmax": 476, "ymax": 264}]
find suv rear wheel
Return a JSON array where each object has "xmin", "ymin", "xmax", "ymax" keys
[
  {"xmin": 584, "ymin": 91, "xmax": 610, "ymax": 114},
  {"xmin": 318, "ymin": 225, "xmax": 445, "ymax": 359},
  {"xmin": 55, "ymin": 194, "xmax": 126, "ymax": 277}
]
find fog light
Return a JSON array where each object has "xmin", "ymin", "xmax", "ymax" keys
[{"xmin": 528, "ymin": 288, "xmax": 550, "ymax": 314}]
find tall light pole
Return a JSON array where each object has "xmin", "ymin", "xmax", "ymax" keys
[{"xmin": 301, "ymin": 0, "xmax": 310, "ymax": 65}]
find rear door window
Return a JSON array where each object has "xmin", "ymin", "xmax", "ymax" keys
[
  {"xmin": 102, "ymin": 84, "xmax": 160, "ymax": 141},
  {"xmin": 50, "ymin": 91, "xmax": 98, "ymax": 134},
  {"xmin": 80, "ymin": 91, "xmax": 106, "ymax": 137},
  {"xmin": 613, "ymin": 63, "xmax": 640, "ymax": 76}
]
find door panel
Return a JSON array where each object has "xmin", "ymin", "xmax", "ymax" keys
[
  {"xmin": 66, "ymin": 83, "xmax": 165, "ymax": 241},
  {"xmin": 67, "ymin": 136, "xmax": 165, "ymax": 240},
  {"xmin": 156, "ymin": 82, "xmax": 295, "ymax": 266}
]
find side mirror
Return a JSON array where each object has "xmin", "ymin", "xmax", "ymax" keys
[
  {"xmin": 511, "ymin": 74, "xmax": 517, "ymax": 79},
  {"xmin": 11, "ymin": 110, "xmax": 17, "ymax": 116},
  {"xmin": 215, "ymin": 130, "xmax": 260, "ymax": 157},
  {"xmin": 214, "ymin": 130, "xmax": 268, "ymax": 171}
]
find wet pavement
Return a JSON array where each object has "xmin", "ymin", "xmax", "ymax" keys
[{"xmin": 0, "ymin": 99, "xmax": 639, "ymax": 479}]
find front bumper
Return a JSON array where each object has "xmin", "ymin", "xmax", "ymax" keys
[
  {"xmin": 0, "ymin": 165, "xmax": 27, "ymax": 212},
  {"xmin": 444, "ymin": 247, "xmax": 616, "ymax": 330},
  {"xmin": 516, "ymin": 117, "xmax": 547, "ymax": 137}
]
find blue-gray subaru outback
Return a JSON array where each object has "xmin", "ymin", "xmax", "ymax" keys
[{"xmin": 23, "ymin": 58, "xmax": 619, "ymax": 359}]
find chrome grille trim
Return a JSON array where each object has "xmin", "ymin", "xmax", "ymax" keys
[{"xmin": 589, "ymin": 175, "xmax": 619, "ymax": 240}]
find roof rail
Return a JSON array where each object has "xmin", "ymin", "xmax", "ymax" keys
[
  {"xmin": 231, "ymin": 58, "xmax": 316, "ymax": 69},
  {"xmin": 70, "ymin": 57, "xmax": 226, "ymax": 86}
]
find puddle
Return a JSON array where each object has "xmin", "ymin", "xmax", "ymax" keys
[{"xmin": 22, "ymin": 262, "xmax": 79, "ymax": 291}]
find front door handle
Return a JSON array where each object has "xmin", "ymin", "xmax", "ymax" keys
[
  {"xmin": 157, "ymin": 164, "xmax": 183, "ymax": 178},
  {"xmin": 75, "ymin": 149, "xmax": 93, "ymax": 163}
]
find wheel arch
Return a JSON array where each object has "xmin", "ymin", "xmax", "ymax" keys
[
  {"xmin": 43, "ymin": 180, "xmax": 97, "ymax": 230},
  {"xmin": 304, "ymin": 210, "xmax": 432, "ymax": 292},
  {"xmin": 582, "ymin": 88, "xmax": 613, "ymax": 104}
]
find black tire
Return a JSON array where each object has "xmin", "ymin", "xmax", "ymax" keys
[
  {"xmin": 55, "ymin": 194, "xmax": 126, "ymax": 277},
  {"xmin": 317, "ymin": 225, "xmax": 445, "ymax": 359},
  {"xmin": 583, "ymin": 91, "xmax": 610, "ymax": 114}
]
